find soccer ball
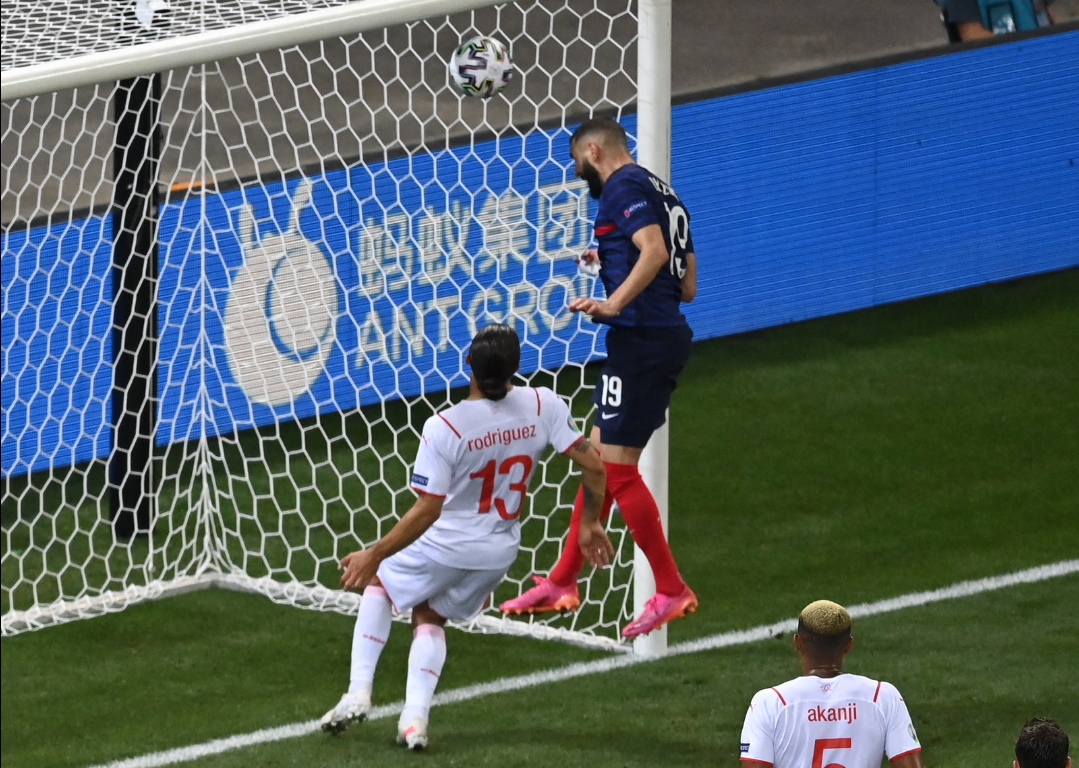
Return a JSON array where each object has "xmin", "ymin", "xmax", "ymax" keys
[{"xmin": 449, "ymin": 36, "xmax": 514, "ymax": 98}]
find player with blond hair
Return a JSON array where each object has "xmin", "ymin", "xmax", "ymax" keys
[{"xmin": 739, "ymin": 600, "xmax": 924, "ymax": 768}]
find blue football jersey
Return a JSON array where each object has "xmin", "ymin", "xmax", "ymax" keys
[{"xmin": 593, "ymin": 163, "xmax": 694, "ymax": 328}]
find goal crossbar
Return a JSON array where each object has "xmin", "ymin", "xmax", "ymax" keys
[{"xmin": 2, "ymin": 0, "xmax": 501, "ymax": 102}]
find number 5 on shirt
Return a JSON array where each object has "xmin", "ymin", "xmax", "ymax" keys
[{"xmin": 812, "ymin": 738, "xmax": 852, "ymax": 768}]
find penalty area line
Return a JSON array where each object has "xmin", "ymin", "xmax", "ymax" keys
[{"xmin": 86, "ymin": 558, "xmax": 1079, "ymax": 768}]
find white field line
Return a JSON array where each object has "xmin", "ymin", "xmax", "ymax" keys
[{"xmin": 86, "ymin": 559, "xmax": 1079, "ymax": 768}]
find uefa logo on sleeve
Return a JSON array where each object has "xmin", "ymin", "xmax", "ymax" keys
[{"xmin": 224, "ymin": 180, "xmax": 339, "ymax": 407}]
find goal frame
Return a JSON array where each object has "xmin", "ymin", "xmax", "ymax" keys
[{"xmin": 2, "ymin": 0, "xmax": 674, "ymax": 656}]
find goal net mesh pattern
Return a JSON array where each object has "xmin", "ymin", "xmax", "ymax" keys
[{"xmin": 2, "ymin": 0, "xmax": 639, "ymax": 651}]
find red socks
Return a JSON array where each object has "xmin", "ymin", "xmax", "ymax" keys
[
  {"xmin": 550, "ymin": 462, "xmax": 684, "ymax": 596},
  {"xmin": 549, "ymin": 483, "xmax": 613, "ymax": 586}
]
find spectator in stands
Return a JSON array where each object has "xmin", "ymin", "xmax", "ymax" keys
[{"xmin": 937, "ymin": 0, "xmax": 1057, "ymax": 42}]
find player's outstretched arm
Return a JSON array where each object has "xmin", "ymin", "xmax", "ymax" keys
[
  {"xmin": 564, "ymin": 437, "xmax": 613, "ymax": 567},
  {"xmin": 340, "ymin": 492, "xmax": 444, "ymax": 591}
]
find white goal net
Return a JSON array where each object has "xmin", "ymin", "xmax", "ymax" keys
[{"xmin": 2, "ymin": 0, "xmax": 654, "ymax": 651}]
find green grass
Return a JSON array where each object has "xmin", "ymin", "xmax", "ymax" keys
[{"xmin": 3, "ymin": 268, "xmax": 1078, "ymax": 767}]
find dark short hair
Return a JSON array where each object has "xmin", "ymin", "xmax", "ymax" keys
[
  {"xmin": 570, "ymin": 116, "xmax": 628, "ymax": 150},
  {"xmin": 1016, "ymin": 718, "xmax": 1070, "ymax": 768},
  {"xmin": 469, "ymin": 323, "xmax": 520, "ymax": 401}
]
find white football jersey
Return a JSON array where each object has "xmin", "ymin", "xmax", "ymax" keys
[
  {"xmin": 407, "ymin": 386, "xmax": 583, "ymax": 570},
  {"xmin": 740, "ymin": 673, "xmax": 921, "ymax": 768}
]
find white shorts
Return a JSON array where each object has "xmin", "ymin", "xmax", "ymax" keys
[{"xmin": 376, "ymin": 543, "xmax": 507, "ymax": 622}]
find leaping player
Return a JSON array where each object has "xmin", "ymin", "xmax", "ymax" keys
[{"xmin": 500, "ymin": 116, "xmax": 699, "ymax": 639}]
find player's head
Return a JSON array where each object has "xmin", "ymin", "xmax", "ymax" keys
[
  {"xmin": 467, "ymin": 323, "xmax": 520, "ymax": 402},
  {"xmin": 570, "ymin": 117, "xmax": 630, "ymax": 199},
  {"xmin": 1015, "ymin": 718, "xmax": 1071, "ymax": 768},
  {"xmin": 794, "ymin": 600, "xmax": 853, "ymax": 662}
]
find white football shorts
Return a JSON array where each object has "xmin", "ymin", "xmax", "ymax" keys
[{"xmin": 376, "ymin": 543, "xmax": 506, "ymax": 622}]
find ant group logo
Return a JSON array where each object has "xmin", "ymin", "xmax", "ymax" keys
[{"xmin": 224, "ymin": 180, "xmax": 339, "ymax": 408}]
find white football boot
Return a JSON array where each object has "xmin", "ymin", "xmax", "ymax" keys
[
  {"xmin": 319, "ymin": 689, "xmax": 371, "ymax": 734},
  {"xmin": 396, "ymin": 717, "xmax": 429, "ymax": 751}
]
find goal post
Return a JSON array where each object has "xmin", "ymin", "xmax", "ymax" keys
[
  {"xmin": 634, "ymin": 0, "xmax": 673, "ymax": 658},
  {"xmin": 1, "ymin": 0, "xmax": 674, "ymax": 654}
]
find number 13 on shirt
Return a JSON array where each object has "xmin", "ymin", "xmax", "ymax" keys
[{"xmin": 469, "ymin": 455, "xmax": 534, "ymax": 519}]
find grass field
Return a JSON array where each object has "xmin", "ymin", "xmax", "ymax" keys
[{"xmin": 3, "ymin": 268, "xmax": 1078, "ymax": 768}]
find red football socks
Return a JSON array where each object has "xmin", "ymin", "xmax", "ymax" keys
[
  {"xmin": 550, "ymin": 461, "xmax": 684, "ymax": 596},
  {"xmin": 549, "ymin": 483, "xmax": 613, "ymax": 586}
]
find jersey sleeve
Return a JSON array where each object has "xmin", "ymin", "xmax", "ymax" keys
[
  {"xmin": 609, "ymin": 174, "xmax": 660, "ymax": 237},
  {"xmin": 879, "ymin": 682, "xmax": 922, "ymax": 761},
  {"xmin": 537, "ymin": 387, "xmax": 584, "ymax": 454},
  {"xmin": 739, "ymin": 689, "xmax": 777, "ymax": 765},
  {"xmin": 410, "ymin": 414, "xmax": 455, "ymax": 497}
]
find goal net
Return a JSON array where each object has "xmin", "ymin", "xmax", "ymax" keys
[{"xmin": 1, "ymin": 0, "xmax": 650, "ymax": 651}]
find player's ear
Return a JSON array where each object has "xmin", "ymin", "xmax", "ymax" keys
[
  {"xmin": 844, "ymin": 635, "xmax": 855, "ymax": 654},
  {"xmin": 792, "ymin": 633, "xmax": 802, "ymax": 653},
  {"xmin": 465, "ymin": 353, "xmax": 472, "ymax": 365}
]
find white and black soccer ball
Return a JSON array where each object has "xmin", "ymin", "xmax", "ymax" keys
[{"xmin": 449, "ymin": 35, "xmax": 514, "ymax": 98}]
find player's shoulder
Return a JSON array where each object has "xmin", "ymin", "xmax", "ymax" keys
[
  {"xmin": 607, "ymin": 162, "xmax": 654, "ymax": 192},
  {"xmin": 750, "ymin": 678, "xmax": 800, "ymax": 708},
  {"xmin": 424, "ymin": 404, "xmax": 466, "ymax": 441},
  {"xmin": 530, "ymin": 384, "xmax": 563, "ymax": 404},
  {"xmin": 511, "ymin": 385, "xmax": 568, "ymax": 421},
  {"xmin": 538, "ymin": 386, "xmax": 576, "ymax": 418},
  {"xmin": 870, "ymin": 677, "xmax": 906, "ymax": 703},
  {"xmin": 598, "ymin": 163, "xmax": 649, "ymax": 203},
  {"xmin": 837, "ymin": 673, "xmax": 907, "ymax": 704}
]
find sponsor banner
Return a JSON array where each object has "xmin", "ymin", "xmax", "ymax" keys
[{"xmin": 4, "ymin": 128, "xmax": 604, "ymax": 476}]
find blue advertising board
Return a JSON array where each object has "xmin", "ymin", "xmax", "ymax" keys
[
  {"xmin": 3, "ymin": 129, "xmax": 606, "ymax": 476},
  {"xmin": 672, "ymin": 30, "xmax": 1078, "ymax": 340},
  {"xmin": 4, "ymin": 31, "xmax": 1078, "ymax": 478}
]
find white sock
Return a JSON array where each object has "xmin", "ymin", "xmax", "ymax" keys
[
  {"xmin": 348, "ymin": 585, "xmax": 392, "ymax": 694},
  {"xmin": 400, "ymin": 623, "xmax": 446, "ymax": 724}
]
